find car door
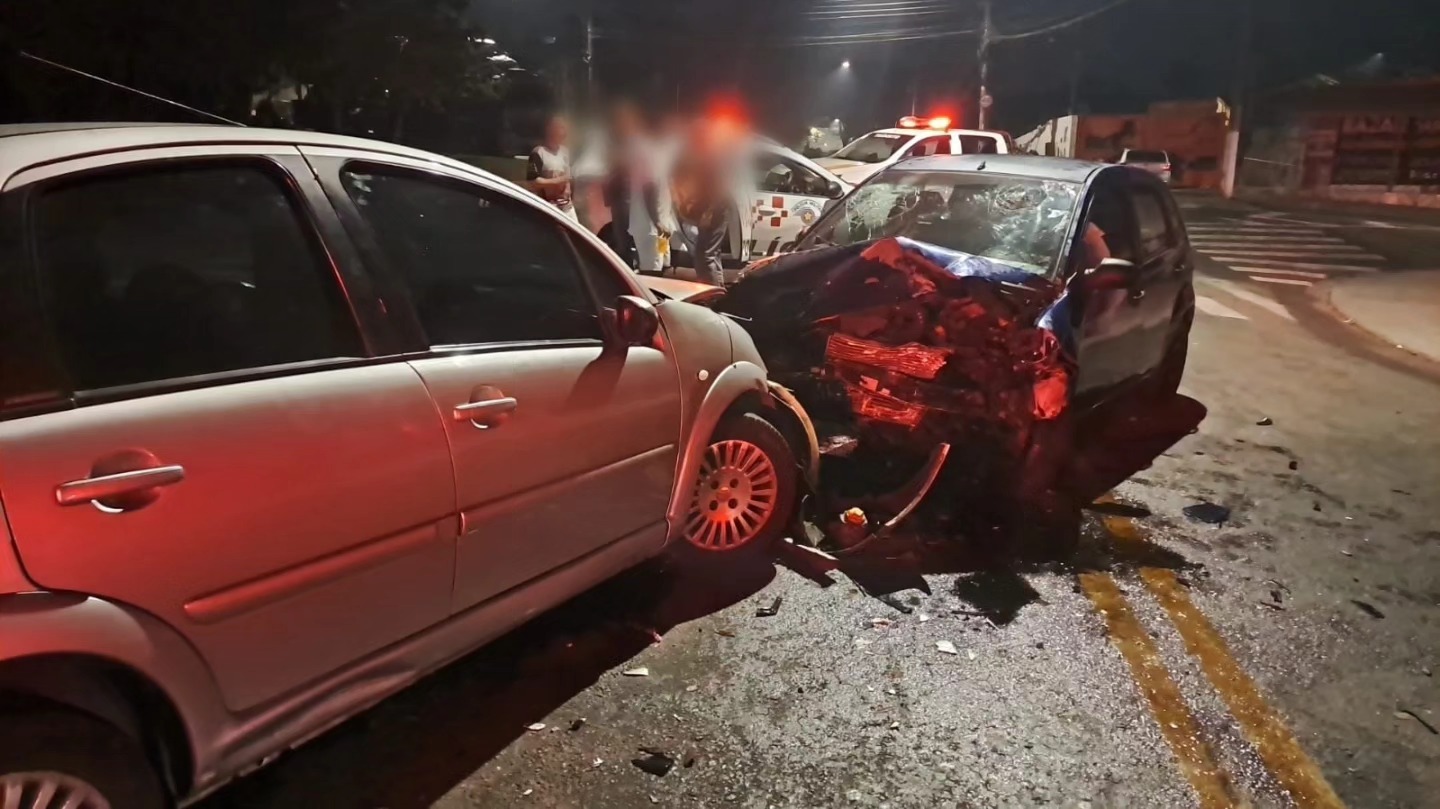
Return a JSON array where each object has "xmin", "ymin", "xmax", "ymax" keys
[
  {"xmin": 1126, "ymin": 177, "xmax": 1192, "ymax": 373},
  {"xmin": 311, "ymin": 152, "xmax": 682, "ymax": 614},
  {"xmin": 750, "ymin": 152, "xmax": 835, "ymax": 257},
  {"xmin": 0, "ymin": 149, "xmax": 457, "ymax": 712},
  {"xmin": 1071, "ymin": 173, "xmax": 1148, "ymax": 402}
]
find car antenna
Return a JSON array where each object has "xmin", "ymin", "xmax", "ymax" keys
[{"xmin": 17, "ymin": 51, "xmax": 247, "ymax": 127}]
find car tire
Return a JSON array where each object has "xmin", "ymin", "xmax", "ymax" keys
[
  {"xmin": 0, "ymin": 708, "xmax": 166, "ymax": 809},
  {"xmin": 679, "ymin": 412, "xmax": 798, "ymax": 556}
]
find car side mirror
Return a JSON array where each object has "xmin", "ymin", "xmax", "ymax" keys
[
  {"xmin": 826, "ymin": 179, "xmax": 846, "ymax": 199},
  {"xmin": 611, "ymin": 294, "xmax": 660, "ymax": 346},
  {"xmin": 1079, "ymin": 257, "xmax": 1135, "ymax": 292}
]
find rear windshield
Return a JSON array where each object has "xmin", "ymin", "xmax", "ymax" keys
[
  {"xmin": 832, "ymin": 132, "xmax": 913, "ymax": 164},
  {"xmin": 1124, "ymin": 150, "xmax": 1169, "ymax": 163}
]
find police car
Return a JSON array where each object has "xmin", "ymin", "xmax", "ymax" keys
[{"xmin": 815, "ymin": 116, "xmax": 1014, "ymax": 186}]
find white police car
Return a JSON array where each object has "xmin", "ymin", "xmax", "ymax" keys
[{"xmin": 816, "ymin": 116, "xmax": 1014, "ymax": 186}]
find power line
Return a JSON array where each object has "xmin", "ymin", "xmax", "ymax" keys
[
  {"xmin": 992, "ymin": 0, "xmax": 1140, "ymax": 41},
  {"xmin": 18, "ymin": 51, "xmax": 246, "ymax": 126}
]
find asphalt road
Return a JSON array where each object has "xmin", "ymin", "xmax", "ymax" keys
[{"xmin": 203, "ymin": 195, "xmax": 1440, "ymax": 809}]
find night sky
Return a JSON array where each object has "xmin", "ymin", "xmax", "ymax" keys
[{"xmin": 472, "ymin": 0, "xmax": 1439, "ymax": 138}]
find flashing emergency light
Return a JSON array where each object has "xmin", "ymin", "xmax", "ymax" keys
[{"xmin": 898, "ymin": 116, "xmax": 952, "ymax": 130}]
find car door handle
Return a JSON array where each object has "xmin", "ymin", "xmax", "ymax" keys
[
  {"xmin": 56, "ymin": 465, "xmax": 186, "ymax": 507},
  {"xmin": 1129, "ymin": 288, "xmax": 1147, "ymax": 303},
  {"xmin": 453, "ymin": 397, "xmax": 518, "ymax": 424}
]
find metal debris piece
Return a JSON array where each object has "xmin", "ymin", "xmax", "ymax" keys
[
  {"xmin": 889, "ymin": 721, "xmax": 900, "ymax": 730},
  {"xmin": 527, "ymin": 722, "xmax": 547, "ymax": 732},
  {"xmin": 1182, "ymin": 501, "xmax": 1230, "ymax": 525},
  {"xmin": 523, "ymin": 789, "xmax": 534, "ymax": 797},
  {"xmin": 918, "ymin": 613, "xmax": 933, "ymax": 623},
  {"xmin": 632, "ymin": 749, "xmax": 676, "ymax": 777},
  {"xmin": 870, "ymin": 617, "xmax": 894, "ymax": 628},
  {"xmin": 756, "ymin": 596, "xmax": 783, "ymax": 617},
  {"xmin": 623, "ymin": 667, "xmax": 651, "ymax": 677},
  {"xmin": 1351, "ymin": 600, "xmax": 1385, "ymax": 619},
  {"xmin": 936, "ymin": 640, "xmax": 959, "ymax": 655},
  {"xmin": 1257, "ymin": 599, "xmax": 1285, "ymax": 611},
  {"xmin": 685, "ymin": 684, "xmax": 699, "ymax": 692},
  {"xmin": 966, "ymin": 649, "xmax": 978, "ymax": 661},
  {"xmin": 592, "ymin": 757, "xmax": 604, "ymax": 768},
  {"xmin": 1341, "ymin": 549, "xmax": 1353, "ymax": 557},
  {"xmin": 819, "ymin": 434, "xmax": 861, "ymax": 457},
  {"xmin": 1395, "ymin": 709, "xmax": 1439, "ymax": 735},
  {"xmin": 569, "ymin": 718, "xmax": 587, "ymax": 732},
  {"xmin": 1256, "ymin": 417, "xmax": 1273, "ymax": 426}
]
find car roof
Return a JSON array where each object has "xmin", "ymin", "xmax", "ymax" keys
[
  {"xmin": 886, "ymin": 153, "xmax": 1108, "ymax": 183},
  {"xmin": 866, "ymin": 127, "xmax": 1008, "ymax": 139},
  {"xmin": 0, "ymin": 122, "xmax": 492, "ymax": 186}
]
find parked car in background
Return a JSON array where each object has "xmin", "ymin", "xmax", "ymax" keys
[
  {"xmin": 0, "ymin": 123, "xmax": 812, "ymax": 808},
  {"xmin": 1119, "ymin": 148, "xmax": 1174, "ymax": 184}
]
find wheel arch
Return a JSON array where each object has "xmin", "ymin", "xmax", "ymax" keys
[
  {"xmin": 0, "ymin": 592, "xmax": 231, "ymax": 799},
  {"xmin": 0, "ymin": 652, "xmax": 194, "ymax": 798}
]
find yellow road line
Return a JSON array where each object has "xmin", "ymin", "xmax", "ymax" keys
[
  {"xmin": 1078, "ymin": 571, "xmax": 1240, "ymax": 809},
  {"xmin": 1140, "ymin": 567, "xmax": 1346, "ymax": 809},
  {"xmin": 1092, "ymin": 496, "xmax": 1346, "ymax": 808}
]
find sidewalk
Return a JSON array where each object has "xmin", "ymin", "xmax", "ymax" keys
[{"xmin": 1322, "ymin": 271, "xmax": 1440, "ymax": 363}]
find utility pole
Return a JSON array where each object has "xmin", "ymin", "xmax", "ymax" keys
[
  {"xmin": 1220, "ymin": 0, "xmax": 1254, "ymax": 198},
  {"xmin": 977, "ymin": 0, "xmax": 993, "ymax": 129},
  {"xmin": 582, "ymin": 8, "xmax": 594, "ymax": 111}
]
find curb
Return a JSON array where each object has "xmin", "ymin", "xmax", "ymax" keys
[{"xmin": 1307, "ymin": 279, "xmax": 1440, "ymax": 376}]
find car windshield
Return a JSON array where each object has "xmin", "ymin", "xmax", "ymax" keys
[
  {"xmin": 831, "ymin": 132, "xmax": 912, "ymax": 164},
  {"xmin": 799, "ymin": 170, "xmax": 1081, "ymax": 276},
  {"xmin": 1125, "ymin": 150, "xmax": 1168, "ymax": 163}
]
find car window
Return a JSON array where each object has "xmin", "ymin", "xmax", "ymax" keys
[
  {"xmin": 340, "ymin": 166, "xmax": 602, "ymax": 347},
  {"xmin": 1123, "ymin": 150, "xmax": 1169, "ymax": 164},
  {"xmin": 565, "ymin": 231, "xmax": 634, "ymax": 306},
  {"xmin": 832, "ymin": 132, "xmax": 910, "ymax": 163},
  {"xmin": 754, "ymin": 154, "xmax": 830, "ymax": 197},
  {"xmin": 1132, "ymin": 187, "xmax": 1177, "ymax": 257},
  {"xmin": 1081, "ymin": 184, "xmax": 1138, "ymax": 264},
  {"xmin": 906, "ymin": 136, "xmax": 951, "ymax": 158},
  {"xmin": 957, "ymin": 135, "xmax": 1000, "ymax": 154},
  {"xmin": 33, "ymin": 163, "xmax": 362, "ymax": 392}
]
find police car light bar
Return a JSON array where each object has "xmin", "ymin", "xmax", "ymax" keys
[{"xmin": 898, "ymin": 115, "xmax": 951, "ymax": 130}]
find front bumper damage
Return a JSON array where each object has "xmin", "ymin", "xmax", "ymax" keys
[{"xmin": 720, "ymin": 237, "xmax": 1080, "ymax": 553}]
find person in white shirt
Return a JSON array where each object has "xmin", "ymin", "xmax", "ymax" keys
[{"xmin": 526, "ymin": 114, "xmax": 577, "ymax": 221}]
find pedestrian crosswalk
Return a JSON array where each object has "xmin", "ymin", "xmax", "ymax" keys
[{"xmin": 1187, "ymin": 213, "xmax": 1385, "ymax": 287}]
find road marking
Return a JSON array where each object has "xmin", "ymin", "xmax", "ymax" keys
[
  {"xmin": 1198, "ymin": 277, "xmax": 1296, "ymax": 321},
  {"xmin": 1141, "ymin": 569, "xmax": 1347, "ymax": 809},
  {"xmin": 1194, "ymin": 295, "xmax": 1250, "ymax": 319},
  {"xmin": 1203, "ymin": 250, "xmax": 1382, "ymax": 261},
  {"xmin": 1205, "ymin": 258, "xmax": 1381, "ymax": 273},
  {"xmin": 1079, "ymin": 572, "xmax": 1241, "ymax": 809},
  {"xmin": 1191, "ymin": 235, "xmax": 1345, "ymax": 244},
  {"xmin": 1095, "ymin": 507, "xmax": 1348, "ymax": 809},
  {"xmin": 1226, "ymin": 267, "xmax": 1328, "ymax": 279},
  {"xmin": 1250, "ymin": 276, "xmax": 1314, "ymax": 287}
]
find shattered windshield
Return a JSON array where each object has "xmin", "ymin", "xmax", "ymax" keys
[
  {"xmin": 831, "ymin": 132, "xmax": 912, "ymax": 164},
  {"xmin": 800, "ymin": 170, "xmax": 1080, "ymax": 276}
]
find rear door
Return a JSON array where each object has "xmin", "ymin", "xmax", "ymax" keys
[
  {"xmin": 0, "ymin": 149, "xmax": 457, "ymax": 712},
  {"xmin": 310, "ymin": 152, "xmax": 681, "ymax": 614},
  {"xmin": 750, "ymin": 151, "xmax": 835, "ymax": 257}
]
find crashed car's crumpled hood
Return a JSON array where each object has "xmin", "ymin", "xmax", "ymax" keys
[{"xmin": 718, "ymin": 236, "xmax": 1076, "ymax": 478}]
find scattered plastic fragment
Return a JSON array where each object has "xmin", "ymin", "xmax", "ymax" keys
[
  {"xmin": 632, "ymin": 749, "xmax": 676, "ymax": 777},
  {"xmin": 1256, "ymin": 417, "xmax": 1273, "ymax": 426},
  {"xmin": 568, "ymin": 718, "xmax": 586, "ymax": 732},
  {"xmin": 1182, "ymin": 502, "xmax": 1230, "ymax": 525},
  {"xmin": 527, "ymin": 722, "xmax": 546, "ymax": 732},
  {"xmin": 756, "ymin": 596, "xmax": 783, "ymax": 617},
  {"xmin": 1351, "ymin": 600, "xmax": 1385, "ymax": 619},
  {"xmin": 936, "ymin": 640, "xmax": 958, "ymax": 655},
  {"xmin": 623, "ymin": 667, "xmax": 651, "ymax": 677}
]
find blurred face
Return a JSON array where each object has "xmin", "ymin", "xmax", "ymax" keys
[
  {"xmin": 612, "ymin": 104, "xmax": 642, "ymax": 139},
  {"xmin": 545, "ymin": 116, "xmax": 568, "ymax": 147}
]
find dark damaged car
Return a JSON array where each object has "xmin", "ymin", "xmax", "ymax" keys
[{"xmin": 649, "ymin": 155, "xmax": 1205, "ymax": 552}]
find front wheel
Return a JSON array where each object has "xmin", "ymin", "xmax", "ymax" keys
[
  {"xmin": 0, "ymin": 709, "xmax": 167, "ymax": 809},
  {"xmin": 681, "ymin": 413, "xmax": 798, "ymax": 554}
]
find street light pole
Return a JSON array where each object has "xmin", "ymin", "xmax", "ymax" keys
[
  {"xmin": 583, "ymin": 8, "xmax": 594, "ymax": 111},
  {"xmin": 977, "ymin": 0, "xmax": 992, "ymax": 129}
]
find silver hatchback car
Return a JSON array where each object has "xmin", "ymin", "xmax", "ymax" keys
[{"xmin": 0, "ymin": 124, "xmax": 810, "ymax": 807}]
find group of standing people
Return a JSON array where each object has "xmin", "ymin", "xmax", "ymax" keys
[{"xmin": 525, "ymin": 102, "xmax": 747, "ymax": 287}]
